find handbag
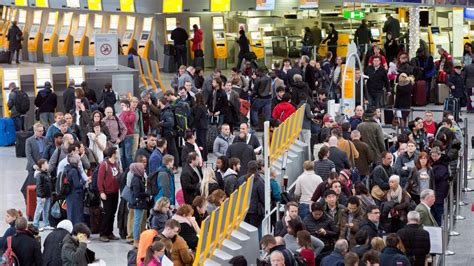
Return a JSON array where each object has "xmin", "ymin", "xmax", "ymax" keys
[
  {"xmin": 50, "ymin": 201, "xmax": 61, "ymax": 219},
  {"xmin": 84, "ymin": 185, "xmax": 100, "ymax": 207},
  {"xmin": 194, "ymin": 49, "xmax": 204, "ymax": 58},
  {"xmin": 121, "ymin": 185, "xmax": 135, "ymax": 204},
  {"xmin": 347, "ymin": 140, "xmax": 361, "ymax": 183},
  {"xmin": 371, "ymin": 185, "xmax": 385, "ymax": 201}
]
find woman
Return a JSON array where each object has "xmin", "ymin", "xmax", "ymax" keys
[
  {"xmin": 141, "ymin": 241, "xmax": 166, "ymax": 266},
  {"xmin": 200, "ymin": 168, "xmax": 220, "ymax": 199},
  {"xmin": 302, "ymin": 27, "xmax": 315, "ymax": 56},
  {"xmin": 353, "ymin": 183, "xmax": 376, "ymax": 214},
  {"xmin": 129, "ymin": 162, "xmax": 149, "ymax": 247},
  {"xmin": 368, "ymin": 46, "xmax": 388, "ymax": 70},
  {"xmin": 87, "ymin": 110, "xmax": 110, "ymax": 140},
  {"xmin": 192, "ymin": 196, "xmax": 208, "ymax": 227},
  {"xmin": 130, "ymin": 97, "xmax": 144, "ymax": 160},
  {"xmin": 172, "ymin": 204, "xmax": 200, "ymax": 250},
  {"xmin": 297, "ymin": 230, "xmax": 316, "ymax": 266},
  {"xmin": 394, "ymin": 73, "xmax": 414, "ymax": 127},
  {"xmin": 207, "ymin": 189, "xmax": 226, "ymax": 213},
  {"xmin": 384, "ymin": 32, "xmax": 399, "ymax": 63},
  {"xmin": 410, "ymin": 118, "xmax": 428, "ymax": 152},
  {"xmin": 207, "ymin": 77, "xmax": 228, "ymax": 125},
  {"xmin": 323, "ymin": 23, "xmax": 338, "ymax": 60},
  {"xmin": 87, "ymin": 123, "xmax": 107, "ymax": 163},
  {"xmin": 0, "ymin": 209, "xmax": 22, "ymax": 249},
  {"xmin": 190, "ymin": 93, "xmax": 209, "ymax": 161},
  {"xmin": 98, "ymin": 83, "xmax": 117, "ymax": 113},
  {"xmin": 236, "ymin": 29, "xmax": 250, "ymax": 70},
  {"xmin": 81, "ymin": 81, "xmax": 98, "ymax": 111},
  {"xmin": 149, "ymin": 197, "xmax": 172, "ymax": 232},
  {"xmin": 65, "ymin": 155, "xmax": 85, "ymax": 225},
  {"xmin": 141, "ymin": 103, "xmax": 150, "ymax": 135},
  {"xmin": 194, "ymin": 67, "xmax": 205, "ymax": 90},
  {"xmin": 282, "ymin": 58, "xmax": 292, "ymax": 74},
  {"xmin": 191, "ymin": 24, "xmax": 203, "ymax": 54},
  {"xmin": 370, "ymin": 237, "xmax": 385, "ymax": 252},
  {"xmin": 463, "ymin": 43, "xmax": 473, "ymax": 66},
  {"xmin": 381, "ymin": 175, "xmax": 412, "ymax": 232},
  {"xmin": 283, "ymin": 219, "xmax": 324, "ymax": 257},
  {"xmin": 314, "ymin": 146, "xmax": 336, "ymax": 181},
  {"xmin": 430, "ymin": 146, "xmax": 450, "ymax": 226},
  {"xmin": 407, "ymin": 152, "xmax": 433, "ymax": 204}
]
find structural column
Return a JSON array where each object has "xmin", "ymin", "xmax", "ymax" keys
[{"xmin": 409, "ymin": 7, "xmax": 420, "ymax": 59}]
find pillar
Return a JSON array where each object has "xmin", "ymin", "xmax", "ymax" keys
[{"xmin": 409, "ymin": 7, "xmax": 420, "ymax": 59}]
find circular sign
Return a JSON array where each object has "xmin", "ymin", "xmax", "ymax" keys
[{"xmin": 100, "ymin": 43, "xmax": 112, "ymax": 56}]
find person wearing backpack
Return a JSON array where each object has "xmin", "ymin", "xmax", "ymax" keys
[
  {"xmin": 42, "ymin": 219, "xmax": 73, "ymax": 266},
  {"xmin": 129, "ymin": 162, "xmax": 149, "ymax": 247},
  {"xmin": 152, "ymin": 155, "xmax": 176, "ymax": 205},
  {"xmin": 157, "ymin": 98, "xmax": 179, "ymax": 169},
  {"xmin": 97, "ymin": 147, "xmax": 121, "ymax": 242},
  {"xmin": 7, "ymin": 82, "xmax": 29, "ymax": 131},
  {"xmin": 2, "ymin": 216, "xmax": 42, "ymax": 266},
  {"xmin": 34, "ymin": 81, "xmax": 57, "ymax": 127}
]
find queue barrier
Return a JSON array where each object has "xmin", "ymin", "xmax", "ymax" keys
[
  {"xmin": 193, "ymin": 176, "xmax": 254, "ymax": 265},
  {"xmin": 269, "ymin": 104, "xmax": 305, "ymax": 164}
]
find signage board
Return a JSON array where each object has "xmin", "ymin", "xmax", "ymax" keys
[
  {"xmin": 299, "ymin": 0, "xmax": 318, "ymax": 9},
  {"xmin": 256, "ymin": 0, "xmax": 275, "ymax": 10},
  {"xmin": 343, "ymin": 10, "xmax": 365, "ymax": 19},
  {"xmin": 94, "ymin": 34, "xmax": 119, "ymax": 69},
  {"xmin": 163, "ymin": 0, "xmax": 183, "ymax": 13}
]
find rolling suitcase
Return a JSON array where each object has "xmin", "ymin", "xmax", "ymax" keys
[
  {"xmin": 0, "ymin": 50, "xmax": 11, "ymax": 63},
  {"xmin": 89, "ymin": 206, "xmax": 103, "ymax": 234},
  {"xmin": 26, "ymin": 185, "xmax": 37, "ymax": 221},
  {"xmin": 15, "ymin": 131, "xmax": 33, "ymax": 157},
  {"xmin": 444, "ymin": 96, "xmax": 460, "ymax": 121},
  {"xmin": 0, "ymin": 118, "xmax": 16, "ymax": 146},
  {"xmin": 436, "ymin": 83, "xmax": 450, "ymax": 105},
  {"xmin": 412, "ymin": 80, "xmax": 427, "ymax": 106}
]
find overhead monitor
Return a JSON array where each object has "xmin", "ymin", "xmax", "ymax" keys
[
  {"xmin": 88, "ymin": 0, "xmax": 102, "ymax": 11},
  {"xmin": 211, "ymin": 0, "xmax": 230, "ymax": 12},
  {"xmin": 213, "ymin": 17, "xmax": 224, "ymax": 30},
  {"xmin": 36, "ymin": 0, "xmax": 49, "ymax": 8},
  {"xmin": 110, "ymin": 15, "xmax": 119, "ymax": 30},
  {"xmin": 126, "ymin": 16, "xmax": 135, "ymax": 31},
  {"xmin": 120, "ymin": 0, "xmax": 135, "ymax": 12},
  {"xmin": 33, "ymin": 10, "xmax": 42, "ymax": 24},
  {"xmin": 78, "ymin": 14, "xmax": 87, "ymax": 27},
  {"xmin": 143, "ymin": 17, "xmax": 153, "ymax": 32},
  {"xmin": 123, "ymin": 32, "xmax": 132, "ymax": 40},
  {"xmin": 371, "ymin": 28, "xmax": 380, "ymax": 38},
  {"xmin": 66, "ymin": 0, "xmax": 80, "ymax": 8},
  {"xmin": 166, "ymin": 18, "xmax": 177, "ymax": 31},
  {"xmin": 18, "ymin": 10, "xmax": 27, "ymax": 24},
  {"xmin": 299, "ymin": 0, "xmax": 318, "ymax": 9},
  {"xmin": 189, "ymin": 17, "xmax": 200, "ymax": 29},
  {"xmin": 431, "ymin": 26, "xmax": 440, "ymax": 34},
  {"xmin": 163, "ymin": 0, "xmax": 182, "ymax": 13},
  {"xmin": 256, "ymin": 0, "xmax": 275, "ymax": 11},
  {"xmin": 66, "ymin": 66, "xmax": 84, "ymax": 85},
  {"xmin": 141, "ymin": 33, "xmax": 149, "ymax": 41},
  {"xmin": 63, "ymin": 12, "xmax": 73, "ymax": 26},
  {"xmin": 465, "ymin": 8, "xmax": 474, "ymax": 20},
  {"xmin": 48, "ymin": 12, "xmax": 56, "ymax": 25},
  {"xmin": 14, "ymin": 0, "xmax": 27, "ymax": 6},
  {"xmin": 94, "ymin": 14, "xmax": 103, "ymax": 29},
  {"xmin": 35, "ymin": 68, "xmax": 52, "ymax": 90}
]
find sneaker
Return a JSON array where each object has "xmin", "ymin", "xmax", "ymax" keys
[
  {"xmin": 99, "ymin": 236, "xmax": 110, "ymax": 242},
  {"xmin": 38, "ymin": 227, "xmax": 45, "ymax": 232},
  {"xmin": 108, "ymin": 234, "xmax": 120, "ymax": 241},
  {"xmin": 44, "ymin": 226, "xmax": 55, "ymax": 230}
]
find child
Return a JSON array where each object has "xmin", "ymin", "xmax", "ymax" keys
[
  {"xmin": 388, "ymin": 58, "xmax": 398, "ymax": 82},
  {"xmin": 33, "ymin": 159, "xmax": 54, "ymax": 231}
]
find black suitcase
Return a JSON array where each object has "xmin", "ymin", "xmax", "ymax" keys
[
  {"xmin": 193, "ymin": 56, "xmax": 204, "ymax": 69},
  {"xmin": 0, "ymin": 50, "xmax": 11, "ymax": 63},
  {"xmin": 444, "ymin": 96, "xmax": 460, "ymax": 121},
  {"xmin": 89, "ymin": 206, "xmax": 103, "ymax": 234},
  {"xmin": 15, "ymin": 131, "xmax": 33, "ymax": 157}
]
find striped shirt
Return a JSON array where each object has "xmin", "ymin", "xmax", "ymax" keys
[{"xmin": 314, "ymin": 159, "xmax": 336, "ymax": 181}]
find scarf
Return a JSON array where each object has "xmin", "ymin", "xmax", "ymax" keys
[{"xmin": 387, "ymin": 185, "xmax": 403, "ymax": 203}]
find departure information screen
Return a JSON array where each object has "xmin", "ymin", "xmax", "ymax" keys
[{"xmin": 256, "ymin": 0, "xmax": 275, "ymax": 11}]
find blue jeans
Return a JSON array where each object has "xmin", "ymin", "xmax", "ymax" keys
[
  {"xmin": 432, "ymin": 202, "xmax": 444, "ymax": 226},
  {"xmin": 33, "ymin": 197, "xmax": 51, "ymax": 228},
  {"xmin": 298, "ymin": 203, "xmax": 310, "ymax": 220},
  {"xmin": 12, "ymin": 116, "xmax": 24, "ymax": 131},
  {"xmin": 121, "ymin": 135, "xmax": 134, "ymax": 169},
  {"xmin": 133, "ymin": 208, "xmax": 144, "ymax": 241},
  {"xmin": 39, "ymin": 112, "xmax": 55, "ymax": 127},
  {"xmin": 250, "ymin": 98, "xmax": 271, "ymax": 128},
  {"xmin": 368, "ymin": 93, "xmax": 383, "ymax": 109}
]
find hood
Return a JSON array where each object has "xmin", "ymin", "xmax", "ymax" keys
[
  {"xmin": 223, "ymin": 168, "xmax": 237, "ymax": 178},
  {"xmin": 57, "ymin": 220, "xmax": 73, "ymax": 233},
  {"xmin": 34, "ymin": 170, "xmax": 42, "ymax": 178},
  {"xmin": 39, "ymin": 87, "xmax": 52, "ymax": 97}
]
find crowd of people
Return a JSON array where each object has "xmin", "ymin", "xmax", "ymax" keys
[{"xmin": 0, "ymin": 18, "xmax": 468, "ymax": 265}]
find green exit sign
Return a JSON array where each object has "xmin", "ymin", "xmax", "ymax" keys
[{"xmin": 343, "ymin": 10, "xmax": 365, "ymax": 20}]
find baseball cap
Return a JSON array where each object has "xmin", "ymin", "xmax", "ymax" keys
[{"xmin": 323, "ymin": 115, "xmax": 334, "ymax": 123}]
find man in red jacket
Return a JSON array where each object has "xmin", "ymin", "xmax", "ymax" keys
[{"xmin": 272, "ymin": 93, "xmax": 296, "ymax": 123}]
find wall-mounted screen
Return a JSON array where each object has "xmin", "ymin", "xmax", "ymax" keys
[
  {"xmin": 3, "ymin": 69, "xmax": 19, "ymax": 89},
  {"xmin": 78, "ymin": 14, "xmax": 87, "ymax": 27},
  {"xmin": 63, "ymin": 12, "xmax": 73, "ymax": 26},
  {"xmin": 88, "ymin": 0, "xmax": 102, "ymax": 11},
  {"xmin": 110, "ymin": 15, "xmax": 119, "ymax": 30},
  {"xmin": 163, "ymin": 0, "xmax": 183, "ymax": 13},
  {"xmin": 141, "ymin": 34, "xmax": 149, "ymax": 41},
  {"xmin": 48, "ymin": 12, "xmax": 56, "ymax": 25},
  {"xmin": 126, "ymin": 16, "xmax": 135, "ymax": 31},
  {"xmin": 94, "ymin": 14, "xmax": 103, "ymax": 29},
  {"xmin": 166, "ymin": 18, "xmax": 177, "ymax": 31},
  {"xmin": 211, "ymin": 0, "xmax": 230, "ymax": 12},
  {"xmin": 67, "ymin": 66, "xmax": 84, "ymax": 85},
  {"xmin": 431, "ymin": 27, "xmax": 440, "ymax": 34},
  {"xmin": 36, "ymin": 0, "xmax": 49, "ymax": 8},
  {"xmin": 213, "ymin": 17, "xmax": 224, "ymax": 30},
  {"xmin": 299, "ymin": 0, "xmax": 318, "ymax": 9},
  {"xmin": 189, "ymin": 17, "xmax": 200, "ymax": 29},
  {"xmin": 18, "ymin": 10, "xmax": 27, "ymax": 24},
  {"xmin": 256, "ymin": 0, "xmax": 275, "ymax": 11},
  {"xmin": 371, "ymin": 28, "xmax": 380, "ymax": 38},
  {"xmin": 66, "ymin": 0, "xmax": 80, "ymax": 8},
  {"xmin": 465, "ymin": 8, "xmax": 474, "ymax": 20},
  {"xmin": 120, "ymin": 0, "xmax": 135, "ymax": 12},
  {"xmin": 143, "ymin": 17, "xmax": 153, "ymax": 32},
  {"xmin": 33, "ymin": 10, "xmax": 42, "ymax": 24}
]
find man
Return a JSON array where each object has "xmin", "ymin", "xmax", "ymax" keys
[
  {"xmin": 365, "ymin": 56, "xmax": 391, "ymax": 109},
  {"xmin": 415, "ymin": 189, "xmax": 438, "ymax": 226},
  {"xmin": 270, "ymin": 251, "xmax": 286, "ymax": 266},
  {"xmin": 42, "ymin": 220, "xmax": 73, "ymax": 266},
  {"xmin": 35, "ymin": 81, "xmax": 57, "ymax": 127},
  {"xmin": 223, "ymin": 157, "xmax": 241, "ymax": 197},
  {"xmin": 158, "ymin": 98, "xmax": 179, "ymax": 169},
  {"xmin": 332, "ymin": 128, "xmax": 359, "ymax": 165},
  {"xmin": 180, "ymin": 152, "xmax": 202, "ymax": 205},
  {"xmin": 134, "ymin": 133, "xmax": 157, "ymax": 174},
  {"xmin": 6, "ymin": 21, "xmax": 22, "ymax": 64},
  {"xmin": 294, "ymin": 161, "xmax": 323, "ymax": 219},
  {"xmin": 351, "ymin": 231, "xmax": 371, "ymax": 259},
  {"xmin": 322, "ymin": 189, "xmax": 346, "ymax": 225},
  {"xmin": 226, "ymin": 132, "xmax": 256, "ymax": 176},
  {"xmin": 290, "ymin": 74, "xmax": 313, "ymax": 108},
  {"xmin": 394, "ymin": 140, "xmax": 418, "ymax": 188},
  {"xmin": 244, "ymin": 161, "xmax": 266, "ymax": 231},
  {"xmin": 272, "ymin": 86, "xmax": 286, "ymax": 109},
  {"xmin": 170, "ymin": 21, "xmax": 189, "ymax": 68},
  {"xmin": 351, "ymin": 130, "xmax": 373, "ymax": 181},
  {"xmin": 25, "ymin": 123, "xmax": 46, "ymax": 176},
  {"xmin": 359, "ymin": 205, "xmax": 384, "ymax": 241},
  {"xmin": 260, "ymin": 235, "xmax": 295, "ymax": 266},
  {"xmin": 383, "ymin": 13, "xmax": 401, "ymax": 39},
  {"xmin": 301, "ymin": 55, "xmax": 317, "ymax": 92},
  {"xmin": 371, "ymin": 152, "xmax": 395, "ymax": 199},
  {"xmin": 7, "ymin": 82, "xmax": 28, "ymax": 131},
  {"xmin": 397, "ymin": 211, "xmax": 431, "ymax": 266},
  {"xmin": 380, "ymin": 233, "xmax": 410, "ymax": 265},
  {"xmin": 213, "ymin": 123, "xmax": 234, "ymax": 157},
  {"xmin": 328, "ymin": 136, "xmax": 350, "ymax": 172},
  {"xmin": 202, "ymin": 68, "xmax": 226, "ymax": 100},
  {"xmin": 103, "ymin": 106, "xmax": 127, "ymax": 165},
  {"xmin": 311, "ymin": 172, "xmax": 351, "ymax": 202},
  {"xmin": 423, "ymin": 111, "xmax": 437, "ymax": 139},
  {"xmin": 320, "ymin": 239, "xmax": 348, "ymax": 266},
  {"xmin": 350, "ymin": 105, "xmax": 364, "ymax": 131},
  {"xmin": 2, "ymin": 217, "xmax": 42, "ymax": 265},
  {"xmin": 137, "ymin": 219, "xmax": 181, "ymax": 264},
  {"xmin": 311, "ymin": 21, "xmax": 322, "ymax": 47},
  {"xmin": 274, "ymin": 202, "xmax": 300, "ymax": 237},
  {"xmin": 354, "ymin": 19, "xmax": 373, "ymax": 56},
  {"xmin": 303, "ymin": 202, "xmax": 339, "ymax": 254},
  {"xmin": 338, "ymin": 197, "xmax": 365, "ymax": 246},
  {"xmin": 63, "ymin": 79, "xmax": 76, "ymax": 113},
  {"xmin": 251, "ymin": 68, "xmax": 272, "ymax": 128},
  {"xmin": 149, "ymin": 138, "xmax": 167, "ymax": 175},
  {"xmin": 354, "ymin": 69, "xmax": 368, "ymax": 107},
  {"xmin": 178, "ymin": 65, "xmax": 194, "ymax": 89},
  {"xmin": 286, "ymin": 59, "xmax": 302, "ymax": 88},
  {"xmin": 357, "ymin": 108, "xmax": 386, "ymax": 161},
  {"xmin": 118, "ymin": 100, "xmax": 136, "ymax": 169},
  {"xmin": 71, "ymin": 98, "xmax": 91, "ymax": 142},
  {"xmin": 223, "ymin": 80, "xmax": 241, "ymax": 129},
  {"xmin": 42, "ymin": 132, "xmax": 63, "ymax": 161},
  {"xmin": 240, "ymin": 122, "xmax": 262, "ymax": 153},
  {"xmin": 180, "ymin": 130, "xmax": 202, "ymax": 167}
]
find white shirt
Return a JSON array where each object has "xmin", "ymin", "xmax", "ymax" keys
[
  {"xmin": 88, "ymin": 132, "xmax": 107, "ymax": 163},
  {"xmin": 294, "ymin": 171, "xmax": 323, "ymax": 204}
]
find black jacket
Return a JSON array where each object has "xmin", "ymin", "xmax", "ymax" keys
[
  {"xmin": 447, "ymin": 72, "xmax": 466, "ymax": 99},
  {"xmin": 238, "ymin": 35, "xmax": 250, "ymax": 55},
  {"xmin": 63, "ymin": 86, "xmax": 75, "ymax": 112},
  {"xmin": 159, "ymin": 106, "xmax": 175, "ymax": 137},
  {"xmin": 35, "ymin": 170, "xmax": 52, "ymax": 198},
  {"xmin": 290, "ymin": 81, "xmax": 313, "ymax": 108},
  {"xmin": 394, "ymin": 82, "xmax": 413, "ymax": 109},
  {"xmin": 359, "ymin": 218, "xmax": 385, "ymax": 241},
  {"xmin": 354, "ymin": 23, "xmax": 373, "ymax": 46},
  {"xmin": 397, "ymin": 224, "xmax": 431, "ymax": 266},
  {"xmin": 253, "ymin": 75, "xmax": 272, "ymax": 98},
  {"xmin": 207, "ymin": 88, "xmax": 228, "ymax": 113},
  {"xmin": 245, "ymin": 174, "xmax": 265, "ymax": 216},
  {"xmin": 287, "ymin": 66, "xmax": 303, "ymax": 87},
  {"xmin": 61, "ymin": 234, "xmax": 88, "ymax": 266},
  {"xmin": 365, "ymin": 65, "xmax": 391, "ymax": 94},
  {"xmin": 181, "ymin": 142, "xmax": 196, "ymax": 168},
  {"xmin": 99, "ymin": 90, "xmax": 117, "ymax": 111},
  {"xmin": 303, "ymin": 213, "xmax": 339, "ymax": 251},
  {"xmin": 180, "ymin": 163, "xmax": 202, "ymax": 205},
  {"xmin": 328, "ymin": 147, "xmax": 350, "ymax": 172},
  {"xmin": 190, "ymin": 105, "xmax": 209, "ymax": 130},
  {"xmin": 35, "ymin": 88, "xmax": 57, "ymax": 113},
  {"xmin": 171, "ymin": 27, "xmax": 189, "ymax": 45},
  {"xmin": 380, "ymin": 246, "xmax": 411, "ymax": 266},
  {"xmin": 226, "ymin": 140, "xmax": 256, "ymax": 176},
  {"xmin": 4, "ymin": 230, "xmax": 42, "ymax": 266},
  {"xmin": 129, "ymin": 175, "xmax": 148, "ymax": 209},
  {"xmin": 324, "ymin": 29, "xmax": 338, "ymax": 45},
  {"xmin": 431, "ymin": 155, "xmax": 450, "ymax": 204},
  {"xmin": 7, "ymin": 24, "xmax": 22, "ymax": 50},
  {"xmin": 43, "ymin": 228, "xmax": 70, "ymax": 266},
  {"xmin": 303, "ymin": 64, "xmax": 317, "ymax": 92}
]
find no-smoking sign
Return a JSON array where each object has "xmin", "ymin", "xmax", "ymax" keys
[{"xmin": 100, "ymin": 43, "xmax": 112, "ymax": 56}]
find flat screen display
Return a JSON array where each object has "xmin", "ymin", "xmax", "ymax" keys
[
  {"xmin": 465, "ymin": 8, "xmax": 474, "ymax": 19},
  {"xmin": 94, "ymin": 14, "xmax": 103, "ymax": 29},
  {"xmin": 45, "ymin": 27, "xmax": 54, "ymax": 35},
  {"xmin": 214, "ymin": 32, "xmax": 224, "ymax": 39},
  {"xmin": 166, "ymin": 18, "xmax": 177, "ymax": 31},
  {"xmin": 189, "ymin": 17, "xmax": 200, "ymax": 30},
  {"xmin": 33, "ymin": 11, "xmax": 42, "ymax": 24},
  {"xmin": 126, "ymin": 16, "xmax": 135, "ymax": 31},
  {"xmin": 299, "ymin": 0, "xmax": 318, "ymax": 9},
  {"xmin": 256, "ymin": 0, "xmax": 275, "ymax": 10},
  {"xmin": 110, "ymin": 15, "xmax": 119, "ymax": 30},
  {"xmin": 211, "ymin": 0, "xmax": 230, "ymax": 12},
  {"xmin": 123, "ymin": 32, "xmax": 133, "ymax": 40},
  {"xmin": 143, "ymin": 17, "xmax": 153, "ymax": 32},
  {"xmin": 141, "ymin": 34, "xmax": 149, "ymax": 41},
  {"xmin": 371, "ymin": 28, "xmax": 380, "ymax": 38},
  {"xmin": 66, "ymin": 0, "xmax": 80, "ymax": 8},
  {"xmin": 431, "ymin": 27, "xmax": 440, "ymax": 34}
]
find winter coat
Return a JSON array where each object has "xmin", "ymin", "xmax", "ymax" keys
[
  {"xmin": 272, "ymin": 102, "xmax": 296, "ymax": 123},
  {"xmin": 357, "ymin": 115, "xmax": 386, "ymax": 159},
  {"xmin": 173, "ymin": 215, "xmax": 198, "ymax": 250},
  {"xmin": 352, "ymin": 139, "xmax": 373, "ymax": 176},
  {"xmin": 191, "ymin": 29, "xmax": 203, "ymax": 51},
  {"xmin": 226, "ymin": 140, "xmax": 256, "ymax": 176},
  {"xmin": 35, "ymin": 170, "xmax": 52, "ymax": 198},
  {"xmin": 149, "ymin": 149, "xmax": 164, "ymax": 176},
  {"xmin": 462, "ymin": 63, "xmax": 474, "ymax": 88},
  {"xmin": 63, "ymin": 86, "xmax": 75, "ymax": 113},
  {"xmin": 130, "ymin": 174, "xmax": 148, "ymax": 209},
  {"xmin": 328, "ymin": 146, "xmax": 350, "ymax": 172},
  {"xmin": 154, "ymin": 166, "xmax": 176, "ymax": 205},
  {"xmin": 207, "ymin": 88, "xmax": 228, "ymax": 114},
  {"xmin": 180, "ymin": 164, "xmax": 202, "ymax": 205},
  {"xmin": 303, "ymin": 213, "xmax": 339, "ymax": 251},
  {"xmin": 359, "ymin": 218, "xmax": 385, "ymax": 241},
  {"xmin": 290, "ymin": 80, "xmax": 312, "ymax": 106},
  {"xmin": 320, "ymin": 251, "xmax": 345, "ymax": 266},
  {"xmin": 247, "ymin": 174, "xmax": 265, "ymax": 216},
  {"xmin": 338, "ymin": 207, "xmax": 366, "ymax": 246},
  {"xmin": 99, "ymin": 90, "xmax": 117, "ymax": 111},
  {"xmin": 365, "ymin": 65, "xmax": 391, "ymax": 94},
  {"xmin": 223, "ymin": 168, "xmax": 239, "ymax": 197},
  {"xmin": 383, "ymin": 17, "xmax": 401, "ymax": 38},
  {"xmin": 0, "ymin": 221, "xmax": 15, "ymax": 253},
  {"xmin": 170, "ymin": 235, "xmax": 194, "ymax": 266},
  {"xmin": 61, "ymin": 234, "xmax": 88, "ymax": 266},
  {"xmin": 397, "ymin": 224, "xmax": 431, "ymax": 266},
  {"xmin": 35, "ymin": 88, "xmax": 57, "ymax": 113},
  {"xmin": 43, "ymin": 228, "xmax": 70, "ymax": 266},
  {"xmin": 252, "ymin": 75, "xmax": 272, "ymax": 98},
  {"xmin": 431, "ymin": 155, "xmax": 450, "ymax": 204},
  {"xmin": 159, "ymin": 106, "xmax": 175, "ymax": 137},
  {"xmin": 97, "ymin": 159, "xmax": 120, "ymax": 195},
  {"xmin": 237, "ymin": 34, "xmax": 250, "ymax": 56},
  {"xmin": 394, "ymin": 81, "xmax": 413, "ymax": 109},
  {"xmin": 190, "ymin": 105, "xmax": 209, "ymax": 130},
  {"xmin": 384, "ymin": 40, "xmax": 400, "ymax": 62},
  {"xmin": 150, "ymin": 209, "xmax": 172, "ymax": 232},
  {"xmin": 7, "ymin": 24, "xmax": 22, "ymax": 50},
  {"xmin": 447, "ymin": 72, "xmax": 466, "ymax": 99},
  {"xmin": 213, "ymin": 134, "xmax": 234, "ymax": 157},
  {"xmin": 372, "ymin": 164, "xmax": 394, "ymax": 191},
  {"xmin": 4, "ymin": 230, "xmax": 42, "ymax": 266},
  {"xmin": 380, "ymin": 246, "xmax": 411, "ymax": 266},
  {"xmin": 102, "ymin": 115, "xmax": 127, "ymax": 143},
  {"xmin": 354, "ymin": 23, "xmax": 372, "ymax": 45}
]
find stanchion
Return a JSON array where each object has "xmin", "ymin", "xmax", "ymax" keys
[
  {"xmin": 313, "ymin": 45, "xmax": 317, "ymax": 61},
  {"xmin": 448, "ymin": 181, "xmax": 460, "ymax": 236},
  {"xmin": 455, "ymin": 158, "xmax": 466, "ymax": 219},
  {"xmin": 463, "ymin": 118, "xmax": 473, "ymax": 192},
  {"xmin": 443, "ymin": 196, "xmax": 455, "ymax": 258}
]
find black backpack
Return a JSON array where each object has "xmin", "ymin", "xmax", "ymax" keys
[
  {"xmin": 15, "ymin": 90, "xmax": 30, "ymax": 114},
  {"xmin": 173, "ymin": 101, "xmax": 191, "ymax": 137},
  {"xmin": 146, "ymin": 171, "xmax": 160, "ymax": 196},
  {"xmin": 55, "ymin": 170, "xmax": 72, "ymax": 199}
]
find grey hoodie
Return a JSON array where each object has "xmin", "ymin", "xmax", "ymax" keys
[{"xmin": 223, "ymin": 168, "xmax": 238, "ymax": 196}]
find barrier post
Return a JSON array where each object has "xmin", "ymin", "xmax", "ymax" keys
[
  {"xmin": 313, "ymin": 45, "xmax": 317, "ymax": 61},
  {"xmin": 462, "ymin": 118, "xmax": 473, "ymax": 192},
  {"xmin": 263, "ymin": 121, "xmax": 271, "ymax": 236},
  {"xmin": 448, "ymin": 180, "xmax": 460, "ymax": 236},
  {"xmin": 455, "ymin": 156, "xmax": 466, "ymax": 220}
]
